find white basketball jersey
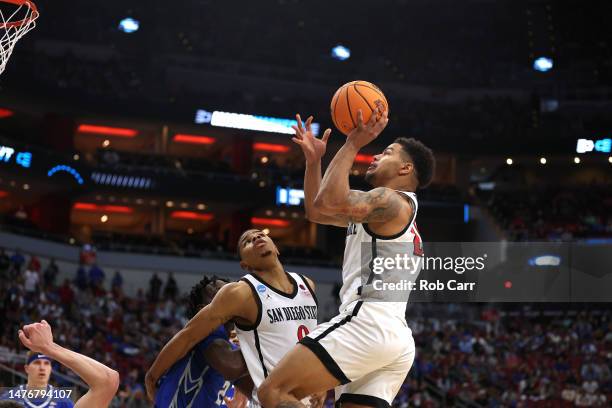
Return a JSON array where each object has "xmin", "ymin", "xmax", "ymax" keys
[
  {"xmin": 339, "ymin": 191, "xmax": 423, "ymax": 316},
  {"xmin": 235, "ymin": 272, "xmax": 318, "ymax": 405}
]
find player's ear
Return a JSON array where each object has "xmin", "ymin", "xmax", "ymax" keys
[
  {"xmin": 273, "ymin": 243, "xmax": 280, "ymax": 257},
  {"xmin": 239, "ymin": 261, "xmax": 252, "ymax": 273},
  {"xmin": 399, "ymin": 162, "xmax": 413, "ymax": 176}
]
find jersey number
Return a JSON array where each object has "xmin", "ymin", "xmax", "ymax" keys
[
  {"xmin": 215, "ymin": 381, "xmax": 232, "ymax": 406},
  {"xmin": 297, "ymin": 325, "xmax": 310, "ymax": 341}
]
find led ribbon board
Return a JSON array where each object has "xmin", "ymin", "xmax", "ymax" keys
[
  {"xmin": 276, "ymin": 187, "xmax": 305, "ymax": 206},
  {"xmin": 195, "ymin": 109, "xmax": 320, "ymax": 136},
  {"xmin": 91, "ymin": 172, "xmax": 153, "ymax": 189},
  {"xmin": 47, "ymin": 165, "xmax": 84, "ymax": 185},
  {"xmin": 0, "ymin": 144, "xmax": 32, "ymax": 168},
  {"xmin": 576, "ymin": 138, "xmax": 611, "ymax": 154}
]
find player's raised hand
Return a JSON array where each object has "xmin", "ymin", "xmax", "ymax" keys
[
  {"xmin": 18, "ymin": 320, "xmax": 54, "ymax": 354},
  {"xmin": 224, "ymin": 389, "xmax": 248, "ymax": 408},
  {"xmin": 346, "ymin": 102, "xmax": 388, "ymax": 149},
  {"xmin": 291, "ymin": 114, "xmax": 332, "ymax": 164}
]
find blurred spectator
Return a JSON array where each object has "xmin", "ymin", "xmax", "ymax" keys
[
  {"xmin": 23, "ymin": 265, "xmax": 39, "ymax": 302},
  {"xmin": 0, "ymin": 248, "xmax": 9, "ymax": 275},
  {"xmin": 148, "ymin": 273, "xmax": 162, "ymax": 302},
  {"xmin": 10, "ymin": 249, "xmax": 25, "ymax": 271},
  {"xmin": 163, "ymin": 272, "xmax": 178, "ymax": 301},
  {"xmin": 89, "ymin": 263, "xmax": 106, "ymax": 289},
  {"xmin": 74, "ymin": 263, "xmax": 88, "ymax": 290},
  {"xmin": 112, "ymin": 270, "xmax": 124, "ymax": 291},
  {"xmin": 28, "ymin": 255, "xmax": 41, "ymax": 273},
  {"xmin": 58, "ymin": 279, "xmax": 75, "ymax": 318},
  {"xmin": 43, "ymin": 258, "xmax": 59, "ymax": 288}
]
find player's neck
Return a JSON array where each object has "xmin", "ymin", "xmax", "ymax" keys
[
  {"xmin": 254, "ymin": 260, "xmax": 291, "ymax": 288},
  {"xmin": 26, "ymin": 380, "xmax": 48, "ymax": 389},
  {"xmin": 255, "ymin": 259, "xmax": 285, "ymax": 278},
  {"xmin": 379, "ymin": 179, "xmax": 416, "ymax": 192}
]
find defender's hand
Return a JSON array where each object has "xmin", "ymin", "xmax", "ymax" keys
[{"xmin": 292, "ymin": 114, "xmax": 332, "ymax": 164}]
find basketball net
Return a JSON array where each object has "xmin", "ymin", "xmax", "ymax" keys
[{"xmin": 0, "ymin": 0, "xmax": 38, "ymax": 75}]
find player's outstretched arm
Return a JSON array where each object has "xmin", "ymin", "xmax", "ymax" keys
[
  {"xmin": 145, "ymin": 282, "xmax": 252, "ymax": 401},
  {"xmin": 315, "ymin": 105, "xmax": 391, "ymax": 223},
  {"xmin": 18, "ymin": 320, "xmax": 120, "ymax": 408},
  {"xmin": 291, "ymin": 114, "xmax": 347, "ymax": 227}
]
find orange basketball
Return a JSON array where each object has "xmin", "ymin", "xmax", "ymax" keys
[{"xmin": 330, "ymin": 80, "xmax": 389, "ymax": 136}]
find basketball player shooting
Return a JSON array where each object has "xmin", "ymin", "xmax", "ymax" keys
[
  {"xmin": 4, "ymin": 320, "xmax": 120, "ymax": 408},
  {"xmin": 258, "ymin": 105, "xmax": 435, "ymax": 408},
  {"xmin": 146, "ymin": 230, "xmax": 322, "ymax": 407}
]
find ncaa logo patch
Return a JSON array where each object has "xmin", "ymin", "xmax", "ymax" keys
[{"xmin": 257, "ymin": 284, "xmax": 267, "ymax": 293}]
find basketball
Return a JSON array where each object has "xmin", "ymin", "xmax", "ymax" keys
[{"xmin": 330, "ymin": 80, "xmax": 389, "ymax": 135}]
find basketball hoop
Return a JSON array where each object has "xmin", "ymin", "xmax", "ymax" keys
[{"xmin": 0, "ymin": 0, "xmax": 38, "ymax": 75}]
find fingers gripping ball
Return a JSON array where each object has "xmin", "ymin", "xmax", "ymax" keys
[{"xmin": 330, "ymin": 80, "xmax": 389, "ymax": 135}]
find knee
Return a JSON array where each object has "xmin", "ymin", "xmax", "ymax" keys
[{"xmin": 257, "ymin": 378, "xmax": 279, "ymax": 407}]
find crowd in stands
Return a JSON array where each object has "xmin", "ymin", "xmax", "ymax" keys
[
  {"xmin": 404, "ymin": 305, "xmax": 611, "ymax": 407},
  {"xmin": 482, "ymin": 185, "xmax": 612, "ymax": 241},
  {"xmin": 0, "ymin": 248, "xmax": 185, "ymax": 408},
  {"xmin": 2, "ymin": 248, "xmax": 611, "ymax": 407}
]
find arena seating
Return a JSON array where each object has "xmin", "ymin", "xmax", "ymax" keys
[{"xmin": 1, "ymin": 249, "xmax": 610, "ymax": 407}]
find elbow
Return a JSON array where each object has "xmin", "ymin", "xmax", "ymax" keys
[
  {"xmin": 97, "ymin": 368, "xmax": 120, "ymax": 399},
  {"xmin": 313, "ymin": 194, "xmax": 331, "ymax": 214},
  {"xmin": 305, "ymin": 208, "xmax": 322, "ymax": 223},
  {"xmin": 108, "ymin": 369, "xmax": 120, "ymax": 394},
  {"xmin": 313, "ymin": 194, "xmax": 341, "ymax": 216}
]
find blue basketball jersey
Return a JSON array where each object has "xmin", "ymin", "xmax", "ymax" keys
[
  {"xmin": 0, "ymin": 384, "xmax": 74, "ymax": 407},
  {"xmin": 155, "ymin": 325, "xmax": 236, "ymax": 408}
]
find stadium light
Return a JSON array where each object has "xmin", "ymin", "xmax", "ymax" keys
[
  {"xmin": 118, "ymin": 18, "xmax": 140, "ymax": 33},
  {"xmin": 533, "ymin": 57, "xmax": 553, "ymax": 72},
  {"xmin": 355, "ymin": 154, "xmax": 374, "ymax": 164},
  {"xmin": 73, "ymin": 203, "xmax": 133, "ymax": 213},
  {"xmin": 251, "ymin": 217, "xmax": 290, "ymax": 227},
  {"xmin": 173, "ymin": 134, "xmax": 216, "ymax": 145},
  {"xmin": 77, "ymin": 124, "xmax": 138, "ymax": 138},
  {"xmin": 609, "ymin": 157, "xmax": 612, "ymax": 164},
  {"xmin": 506, "ymin": 158, "xmax": 513, "ymax": 165},
  {"xmin": 331, "ymin": 45, "xmax": 351, "ymax": 61},
  {"xmin": 0, "ymin": 108, "xmax": 14, "ymax": 118},
  {"xmin": 540, "ymin": 157, "xmax": 547, "ymax": 165},
  {"xmin": 574, "ymin": 157, "xmax": 581, "ymax": 164},
  {"xmin": 170, "ymin": 211, "xmax": 213, "ymax": 222},
  {"xmin": 253, "ymin": 143, "xmax": 290, "ymax": 153}
]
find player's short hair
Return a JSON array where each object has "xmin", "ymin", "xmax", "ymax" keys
[
  {"xmin": 394, "ymin": 137, "xmax": 435, "ymax": 188},
  {"xmin": 186, "ymin": 275, "xmax": 227, "ymax": 318},
  {"xmin": 0, "ymin": 401, "xmax": 25, "ymax": 408}
]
